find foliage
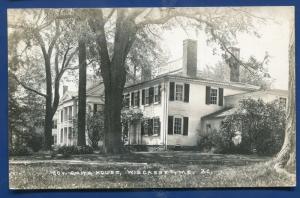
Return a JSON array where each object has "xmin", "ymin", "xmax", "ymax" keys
[
  {"xmin": 87, "ymin": 111, "xmax": 104, "ymax": 149},
  {"xmin": 197, "ymin": 129, "xmax": 227, "ymax": 153},
  {"xmin": 121, "ymin": 108, "xmax": 144, "ymax": 124},
  {"xmin": 57, "ymin": 145, "xmax": 94, "ymax": 157},
  {"xmin": 27, "ymin": 132, "xmax": 44, "ymax": 152},
  {"xmin": 219, "ymin": 98, "xmax": 286, "ymax": 155},
  {"xmin": 9, "ymin": 145, "xmax": 31, "ymax": 156}
]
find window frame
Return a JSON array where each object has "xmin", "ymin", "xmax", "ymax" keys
[
  {"xmin": 210, "ymin": 88, "xmax": 218, "ymax": 105},
  {"xmin": 175, "ymin": 83, "xmax": 184, "ymax": 101},
  {"xmin": 153, "ymin": 117, "xmax": 160, "ymax": 136},
  {"xmin": 134, "ymin": 91, "xmax": 139, "ymax": 107},
  {"xmin": 173, "ymin": 116, "xmax": 183, "ymax": 135},
  {"xmin": 145, "ymin": 88, "xmax": 150, "ymax": 105},
  {"xmin": 279, "ymin": 97, "xmax": 287, "ymax": 107}
]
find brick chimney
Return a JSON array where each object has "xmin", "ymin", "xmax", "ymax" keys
[
  {"xmin": 63, "ymin": 85, "xmax": 68, "ymax": 94},
  {"xmin": 182, "ymin": 39, "xmax": 197, "ymax": 77},
  {"xmin": 227, "ymin": 47, "xmax": 240, "ymax": 82}
]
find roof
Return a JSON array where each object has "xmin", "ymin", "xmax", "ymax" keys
[
  {"xmin": 225, "ymin": 89, "xmax": 288, "ymax": 99},
  {"xmin": 124, "ymin": 72, "xmax": 260, "ymax": 92},
  {"xmin": 201, "ymin": 107, "xmax": 237, "ymax": 120},
  {"xmin": 59, "ymin": 82, "xmax": 104, "ymax": 105}
]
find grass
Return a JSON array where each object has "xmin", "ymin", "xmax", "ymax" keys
[{"xmin": 9, "ymin": 152, "xmax": 295, "ymax": 189}]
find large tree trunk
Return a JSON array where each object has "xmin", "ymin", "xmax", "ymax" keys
[
  {"xmin": 44, "ymin": 57, "xmax": 53, "ymax": 150},
  {"xmin": 274, "ymin": 21, "xmax": 295, "ymax": 174},
  {"xmin": 77, "ymin": 39, "xmax": 87, "ymax": 146}
]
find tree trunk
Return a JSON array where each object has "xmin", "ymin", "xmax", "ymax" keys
[
  {"xmin": 77, "ymin": 39, "xmax": 87, "ymax": 146},
  {"xmin": 274, "ymin": 22, "xmax": 295, "ymax": 174},
  {"xmin": 103, "ymin": 82, "xmax": 123, "ymax": 153},
  {"xmin": 43, "ymin": 56, "xmax": 53, "ymax": 150}
]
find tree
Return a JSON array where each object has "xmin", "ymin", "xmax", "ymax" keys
[
  {"xmin": 274, "ymin": 18, "xmax": 295, "ymax": 174},
  {"xmin": 86, "ymin": 8, "xmax": 268, "ymax": 153},
  {"xmin": 77, "ymin": 38, "xmax": 87, "ymax": 146},
  {"xmin": 9, "ymin": 10, "xmax": 78, "ymax": 150}
]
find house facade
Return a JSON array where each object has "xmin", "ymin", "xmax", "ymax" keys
[
  {"xmin": 122, "ymin": 39, "xmax": 282, "ymax": 148},
  {"xmin": 52, "ymin": 83, "xmax": 105, "ymax": 146}
]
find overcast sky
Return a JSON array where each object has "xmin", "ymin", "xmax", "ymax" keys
[{"xmin": 161, "ymin": 6, "xmax": 294, "ymax": 90}]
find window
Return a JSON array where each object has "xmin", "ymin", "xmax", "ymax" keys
[
  {"xmin": 60, "ymin": 129, "xmax": 63, "ymax": 143},
  {"xmin": 123, "ymin": 94, "xmax": 130, "ymax": 108},
  {"xmin": 68, "ymin": 127, "xmax": 72, "ymax": 140},
  {"xmin": 64, "ymin": 107, "xmax": 68, "ymax": 122},
  {"xmin": 68, "ymin": 106, "xmax": 72, "ymax": 121},
  {"xmin": 206, "ymin": 124, "xmax": 211, "ymax": 133},
  {"xmin": 145, "ymin": 89, "xmax": 149, "ymax": 105},
  {"xmin": 175, "ymin": 84, "xmax": 183, "ymax": 101},
  {"xmin": 53, "ymin": 135, "xmax": 57, "ymax": 144},
  {"xmin": 174, "ymin": 117, "xmax": 182, "ymax": 134},
  {"xmin": 279, "ymin": 97, "xmax": 287, "ymax": 107},
  {"xmin": 61, "ymin": 110, "xmax": 63, "ymax": 122},
  {"xmin": 210, "ymin": 88, "xmax": 218, "ymax": 104},
  {"xmin": 134, "ymin": 91, "xmax": 139, "ymax": 107},
  {"xmin": 153, "ymin": 118, "xmax": 160, "ymax": 135},
  {"xmin": 52, "ymin": 120, "xmax": 57, "ymax": 129},
  {"xmin": 154, "ymin": 86, "xmax": 159, "ymax": 103}
]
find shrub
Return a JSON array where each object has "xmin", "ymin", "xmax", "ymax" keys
[
  {"xmin": 9, "ymin": 145, "xmax": 31, "ymax": 156},
  {"xmin": 218, "ymin": 98, "xmax": 285, "ymax": 155},
  {"xmin": 198, "ymin": 129, "xmax": 228, "ymax": 153},
  {"xmin": 27, "ymin": 132, "xmax": 44, "ymax": 152},
  {"xmin": 57, "ymin": 145, "xmax": 94, "ymax": 157}
]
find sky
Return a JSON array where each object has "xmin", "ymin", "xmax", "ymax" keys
[{"xmin": 160, "ymin": 6, "xmax": 294, "ymax": 90}]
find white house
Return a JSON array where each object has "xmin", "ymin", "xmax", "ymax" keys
[
  {"xmin": 52, "ymin": 83, "xmax": 105, "ymax": 146},
  {"xmin": 52, "ymin": 39, "xmax": 288, "ymax": 149}
]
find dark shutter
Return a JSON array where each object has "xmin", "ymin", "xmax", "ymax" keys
[
  {"xmin": 149, "ymin": 87, "xmax": 154, "ymax": 104},
  {"xmin": 183, "ymin": 117, "xmax": 189, "ymax": 136},
  {"xmin": 168, "ymin": 116, "xmax": 173, "ymax": 135},
  {"xmin": 141, "ymin": 121, "xmax": 144, "ymax": 135},
  {"xmin": 184, "ymin": 83, "xmax": 190, "ymax": 102},
  {"xmin": 142, "ymin": 89, "xmax": 145, "ymax": 105},
  {"xmin": 218, "ymin": 88, "xmax": 224, "ymax": 106},
  {"xmin": 158, "ymin": 85, "xmax": 161, "ymax": 103},
  {"xmin": 137, "ymin": 91, "xmax": 140, "ymax": 106},
  {"xmin": 169, "ymin": 82, "xmax": 175, "ymax": 101},
  {"xmin": 206, "ymin": 86, "xmax": 211, "ymax": 105},
  {"xmin": 131, "ymin": 92, "xmax": 134, "ymax": 106},
  {"xmin": 148, "ymin": 119, "xmax": 153, "ymax": 136},
  {"xmin": 93, "ymin": 104, "xmax": 97, "ymax": 113},
  {"xmin": 158, "ymin": 118, "xmax": 161, "ymax": 136}
]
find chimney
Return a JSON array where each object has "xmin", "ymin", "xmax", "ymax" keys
[
  {"xmin": 227, "ymin": 47, "xmax": 240, "ymax": 82},
  {"xmin": 63, "ymin": 85, "xmax": 68, "ymax": 94},
  {"xmin": 141, "ymin": 67, "xmax": 152, "ymax": 81},
  {"xmin": 182, "ymin": 39, "xmax": 197, "ymax": 77}
]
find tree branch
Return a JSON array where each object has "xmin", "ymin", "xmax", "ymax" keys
[{"xmin": 12, "ymin": 74, "xmax": 47, "ymax": 98}]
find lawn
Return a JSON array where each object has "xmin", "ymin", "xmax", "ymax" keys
[{"xmin": 9, "ymin": 151, "xmax": 295, "ymax": 189}]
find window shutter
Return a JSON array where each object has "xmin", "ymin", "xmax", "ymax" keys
[
  {"xmin": 142, "ymin": 89, "xmax": 145, "ymax": 105},
  {"xmin": 168, "ymin": 116, "xmax": 173, "ymax": 135},
  {"xmin": 131, "ymin": 92, "xmax": 134, "ymax": 106},
  {"xmin": 137, "ymin": 91, "xmax": 140, "ymax": 106},
  {"xmin": 218, "ymin": 88, "xmax": 224, "ymax": 106},
  {"xmin": 206, "ymin": 86, "xmax": 211, "ymax": 104},
  {"xmin": 149, "ymin": 87, "xmax": 154, "ymax": 104},
  {"xmin": 158, "ymin": 118, "xmax": 161, "ymax": 136},
  {"xmin": 141, "ymin": 121, "xmax": 144, "ymax": 135},
  {"xmin": 183, "ymin": 117, "xmax": 189, "ymax": 136},
  {"xmin": 169, "ymin": 82, "xmax": 175, "ymax": 101},
  {"xmin": 158, "ymin": 85, "xmax": 161, "ymax": 103},
  {"xmin": 148, "ymin": 119, "xmax": 153, "ymax": 136},
  {"xmin": 184, "ymin": 83, "xmax": 190, "ymax": 102}
]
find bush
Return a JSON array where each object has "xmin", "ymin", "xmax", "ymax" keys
[
  {"xmin": 27, "ymin": 132, "xmax": 44, "ymax": 152},
  {"xmin": 57, "ymin": 145, "xmax": 94, "ymax": 157},
  {"xmin": 198, "ymin": 129, "xmax": 228, "ymax": 153},
  {"xmin": 215, "ymin": 98, "xmax": 285, "ymax": 155},
  {"xmin": 9, "ymin": 145, "xmax": 31, "ymax": 156}
]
